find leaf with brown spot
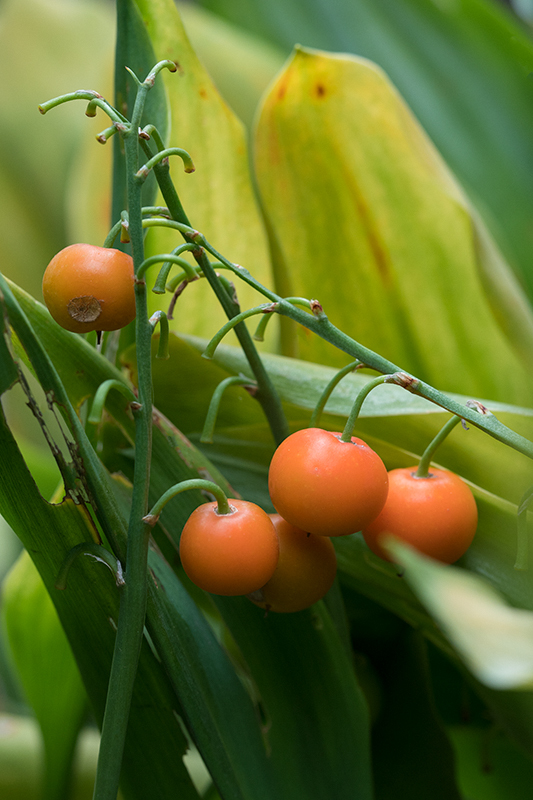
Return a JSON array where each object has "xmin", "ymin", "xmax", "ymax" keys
[{"xmin": 254, "ymin": 47, "xmax": 533, "ymax": 405}]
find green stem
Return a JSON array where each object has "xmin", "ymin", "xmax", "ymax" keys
[
  {"xmin": 200, "ymin": 376, "xmax": 257, "ymax": 443},
  {"xmin": 310, "ymin": 360, "xmax": 362, "ymax": 428},
  {"xmin": 103, "ymin": 220, "xmax": 123, "ymax": 248},
  {"xmin": 203, "ymin": 304, "xmax": 278, "ymax": 359},
  {"xmin": 92, "ymin": 69, "xmax": 160, "ymax": 800},
  {"xmin": 55, "ymin": 543, "xmax": 125, "ymax": 590},
  {"xmin": 138, "ymin": 251, "xmax": 198, "ymax": 283},
  {"xmin": 144, "ymin": 479, "xmax": 232, "ymax": 523},
  {"xmin": 149, "ymin": 311, "xmax": 170, "ymax": 359},
  {"xmin": 415, "ymin": 415, "xmax": 463, "ymax": 477},
  {"xmin": 88, "ymin": 379, "xmax": 137, "ymax": 425},
  {"xmin": 38, "ymin": 90, "xmax": 125, "ymax": 124},
  {"xmin": 146, "ymin": 157, "xmax": 290, "ymax": 445},
  {"xmin": 136, "ymin": 147, "xmax": 195, "ymax": 179},
  {"xmin": 340, "ymin": 375, "xmax": 389, "ymax": 442}
]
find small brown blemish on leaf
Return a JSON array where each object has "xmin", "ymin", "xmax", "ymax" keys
[
  {"xmin": 199, "ymin": 87, "xmax": 208, "ymax": 99},
  {"xmin": 315, "ymin": 83, "xmax": 326, "ymax": 98}
]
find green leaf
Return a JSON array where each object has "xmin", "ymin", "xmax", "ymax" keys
[
  {"xmin": 177, "ymin": 2, "xmax": 285, "ymax": 131},
  {"xmin": 146, "ymin": 555, "xmax": 279, "ymax": 800},
  {"xmin": 386, "ymin": 539, "xmax": 533, "ymax": 690},
  {"xmin": 131, "ymin": 0, "xmax": 275, "ymax": 343},
  {"xmin": 448, "ymin": 723, "xmax": 533, "ymax": 800},
  {"xmin": 211, "ymin": 596, "xmax": 373, "ymax": 800},
  {"xmin": 199, "ymin": 0, "xmax": 533, "ymax": 306},
  {"xmin": 0, "ymin": 0, "xmax": 114, "ymax": 300},
  {"xmin": 113, "ymin": 0, "xmax": 170, "ymax": 221},
  {"xmin": 2, "ymin": 551, "xmax": 87, "ymax": 800},
  {"xmin": 0, "ymin": 305, "xmax": 18, "ymax": 395},
  {"xmin": 0, "ymin": 404, "xmax": 198, "ymax": 800},
  {"xmin": 371, "ymin": 629, "xmax": 462, "ymax": 800},
  {"xmin": 254, "ymin": 47, "xmax": 533, "ymax": 404}
]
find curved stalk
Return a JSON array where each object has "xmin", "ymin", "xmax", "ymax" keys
[
  {"xmin": 340, "ymin": 375, "xmax": 390, "ymax": 442},
  {"xmin": 143, "ymin": 478, "xmax": 232, "ymax": 525},
  {"xmin": 415, "ymin": 415, "xmax": 463, "ymax": 478},
  {"xmin": 144, "ymin": 153, "xmax": 290, "ymax": 445},
  {"xmin": 310, "ymin": 360, "xmax": 362, "ymax": 428},
  {"xmin": 200, "ymin": 376, "xmax": 257, "ymax": 443}
]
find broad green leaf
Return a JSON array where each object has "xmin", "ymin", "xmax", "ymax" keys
[
  {"xmin": 146, "ymin": 555, "xmax": 279, "ymax": 800},
  {"xmin": 210, "ymin": 596, "xmax": 373, "ymax": 800},
  {"xmin": 0, "ymin": 404, "xmax": 198, "ymax": 800},
  {"xmin": 2, "ymin": 551, "xmax": 87, "ymax": 800},
  {"xmin": 448, "ymin": 723, "xmax": 533, "ymax": 800},
  {"xmin": 254, "ymin": 47, "xmax": 533, "ymax": 405},
  {"xmin": 0, "ymin": 306, "xmax": 18, "ymax": 395},
  {"xmin": 386, "ymin": 539, "xmax": 533, "ymax": 690},
  {"xmin": 177, "ymin": 2, "xmax": 285, "ymax": 131},
  {"xmin": 199, "ymin": 0, "xmax": 533, "ymax": 306},
  {"xmin": 130, "ymin": 0, "xmax": 275, "ymax": 342},
  {"xmin": 0, "ymin": 0, "xmax": 114, "ymax": 300},
  {"xmin": 4, "ymin": 281, "xmax": 286, "ymax": 798},
  {"xmin": 371, "ymin": 629, "xmax": 462, "ymax": 800}
]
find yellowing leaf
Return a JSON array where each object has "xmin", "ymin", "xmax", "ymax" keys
[
  {"xmin": 254, "ymin": 47, "xmax": 533, "ymax": 404},
  {"xmin": 132, "ymin": 0, "xmax": 275, "ymax": 342}
]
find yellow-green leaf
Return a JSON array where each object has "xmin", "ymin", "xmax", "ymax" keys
[
  {"xmin": 254, "ymin": 47, "xmax": 533, "ymax": 405},
  {"xmin": 132, "ymin": 0, "xmax": 275, "ymax": 342}
]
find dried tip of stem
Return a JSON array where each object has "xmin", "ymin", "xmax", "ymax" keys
[
  {"xmin": 184, "ymin": 165, "xmax": 195, "ymax": 174},
  {"xmin": 130, "ymin": 401, "xmax": 142, "ymax": 412},
  {"xmin": 38, "ymin": 104, "xmax": 47, "ymax": 115},
  {"xmin": 465, "ymin": 399, "xmax": 492, "ymax": 415},
  {"xmin": 387, "ymin": 372, "xmax": 420, "ymax": 390},
  {"xmin": 169, "ymin": 61, "xmax": 178, "ymax": 73},
  {"xmin": 139, "ymin": 129, "xmax": 151, "ymax": 140},
  {"xmin": 310, "ymin": 299, "xmax": 324, "ymax": 316},
  {"xmin": 262, "ymin": 303, "xmax": 279, "ymax": 314},
  {"xmin": 142, "ymin": 513, "xmax": 159, "ymax": 527},
  {"xmin": 135, "ymin": 165, "xmax": 150, "ymax": 181}
]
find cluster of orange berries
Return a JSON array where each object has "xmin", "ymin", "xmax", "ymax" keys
[
  {"xmin": 180, "ymin": 427, "xmax": 477, "ymax": 613},
  {"xmin": 42, "ymin": 245, "xmax": 478, "ymax": 614}
]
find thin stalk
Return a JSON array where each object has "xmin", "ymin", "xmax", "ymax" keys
[
  {"xmin": 310, "ymin": 360, "xmax": 362, "ymax": 428},
  {"xmin": 144, "ymin": 479, "xmax": 231, "ymax": 524},
  {"xmin": 200, "ymin": 376, "xmax": 257, "ymax": 443},
  {"xmin": 340, "ymin": 375, "xmax": 389, "ymax": 442},
  {"xmin": 145, "ymin": 155, "xmax": 290, "ymax": 445},
  {"xmin": 92, "ymin": 76, "xmax": 154, "ymax": 800},
  {"xmin": 415, "ymin": 415, "xmax": 463, "ymax": 478}
]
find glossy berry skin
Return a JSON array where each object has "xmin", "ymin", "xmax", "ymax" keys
[
  {"xmin": 362, "ymin": 467, "xmax": 478, "ymax": 563},
  {"xmin": 179, "ymin": 499, "xmax": 279, "ymax": 596},
  {"xmin": 42, "ymin": 243, "xmax": 136, "ymax": 333},
  {"xmin": 249, "ymin": 514, "xmax": 337, "ymax": 613},
  {"xmin": 268, "ymin": 428, "xmax": 389, "ymax": 536}
]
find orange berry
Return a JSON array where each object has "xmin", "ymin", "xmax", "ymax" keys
[
  {"xmin": 179, "ymin": 500, "xmax": 279, "ymax": 596},
  {"xmin": 249, "ymin": 514, "xmax": 337, "ymax": 613},
  {"xmin": 362, "ymin": 467, "xmax": 478, "ymax": 563},
  {"xmin": 42, "ymin": 243, "xmax": 136, "ymax": 333}
]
